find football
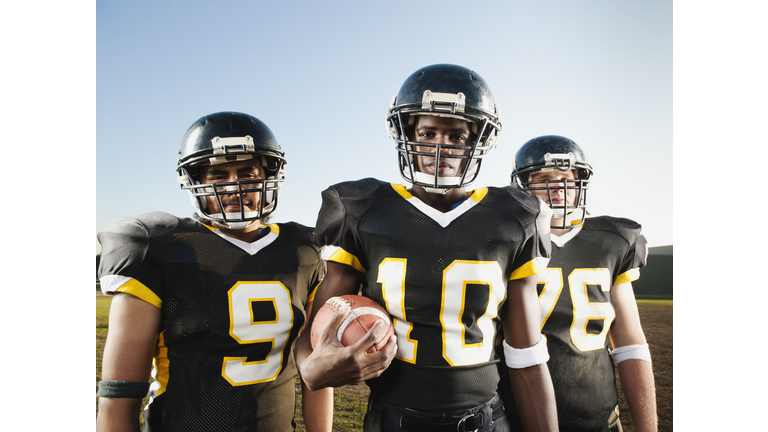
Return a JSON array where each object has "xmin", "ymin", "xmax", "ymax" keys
[{"xmin": 310, "ymin": 295, "xmax": 394, "ymax": 353}]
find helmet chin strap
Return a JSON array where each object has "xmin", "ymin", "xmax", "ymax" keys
[
  {"xmin": 410, "ymin": 160, "xmax": 479, "ymax": 194},
  {"xmin": 206, "ymin": 212, "xmax": 261, "ymax": 231},
  {"xmin": 412, "ymin": 171, "xmax": 460, "ymax": 194},
  {"xmin": 211, "ymin": 219, "xmax": 258, "ymax": 231},
  {"xmin": 551, "ymin": 207, "xmax": 585, "ymax": 229}
]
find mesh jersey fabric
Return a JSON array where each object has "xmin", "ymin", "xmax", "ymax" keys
[
  {"xmin": 97, "ymin": 211, "xmax": 324, "ymax": 432},
  {"xmin": 314, "ymin": 178, "xmax": 551, "ymax": 413}
]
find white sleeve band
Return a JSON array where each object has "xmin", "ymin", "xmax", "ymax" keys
[
  {"xmin": 503, "ymin": 335, "xmax": 549, "ymax": 369},
  {"xmin": 612, "ymin": 343, "xmax": 652, "ymax": 364}
]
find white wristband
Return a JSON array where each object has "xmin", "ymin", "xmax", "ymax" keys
[
  {"xmin": 503, "ymin": 336, "xmax": 549, "ymax": 369},
  {"xmin": 612, "ymin": 343, "xmax": 652, "ymax": 364}
]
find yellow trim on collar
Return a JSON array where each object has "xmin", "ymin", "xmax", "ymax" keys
[
  {"xmin": 391, "ymin": 183, "xmax": 488, "ymax": 204},
  {"xmin": 509, "ymin": 258, "xmax": 547, "ymax": 281},
  {"xmin": 262, "ymin": 223, "xmax": 279, "ymax": 235},
  {"xmin": 115, "ymin": 278, "xmax": 162, "ymax": 309},
  {"xmin": 201, "ymin": 222, "xmax": 277, "ymax": 235},
  {"xmin": 328, "ymin": 248, "xmax": 366, "ymax": 274},
  {"xmin": 391, "ymin": 183, "xmax": 413, "ymax": 199},
  {"xmin": 615, "ymin": 268, "xmax": 641, "ymax": 285},
  {"xmin": 469, "ymin": 187, "xmax": 488, "ymax": 203}
]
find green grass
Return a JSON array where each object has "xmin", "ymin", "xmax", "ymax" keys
[{"xmin": 293, "ymin": 379, "xmax": 370, "ymax": 432}]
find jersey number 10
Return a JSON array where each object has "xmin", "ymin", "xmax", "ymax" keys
[{"xmin": 377, "ymin": 259, "xmax": 507, "ymax": 367}]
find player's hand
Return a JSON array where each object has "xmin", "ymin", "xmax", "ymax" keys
[{"xmin": 301, "ymin": 304, "xmax": 397, "ymax": 390}]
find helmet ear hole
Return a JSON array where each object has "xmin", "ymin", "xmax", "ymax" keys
[{"xmin": 261, "ymin": 155, "xmax": 281, "ymax": 174}]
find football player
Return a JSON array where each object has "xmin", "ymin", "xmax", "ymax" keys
[
  {"xmin": 96, "ymin": 112, "xmax": 332, "ymax": 432},
  {"xmin": 501, "ymin": 135, "xmax": 657, "ymax": 432},
  {"xmin": 294, "ymin": 64, "xmax": 559, "ymax": 432}
]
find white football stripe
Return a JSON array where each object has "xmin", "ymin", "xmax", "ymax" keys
[{"xmin": 336, "ymin": 307, "xmax": 391, "ymax": 341}]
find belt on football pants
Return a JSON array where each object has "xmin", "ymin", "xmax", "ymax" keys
[{"xmin": 398, "ymin": 396, "xmax": 504, "ymax": 432}]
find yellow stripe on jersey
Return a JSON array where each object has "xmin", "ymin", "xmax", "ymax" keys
[
  {"xmin": 468, "ymin": 187, "xmax": 488, "ymax": 203},
  {"xmin": 391, "ymin": 183, "xmax": 489, "ymax": 204},
  {"xmin": 115, "ymin": 278, "xmax": 162, "ymax": 309},
  {"xmin": 201, "ymin": 222, "xmax": 280, "ymax": 236},
  {"xmin": 391, "ymin": 183, "xmax": 413, "ymax": 199},
  {"xmin": 153, "ymin": 332, "xmax": 169, "ymax": 397},
  {"xmin": 509, "ymin": 258, "xmax": 547, "ymax": 280},
  {"xmin": 262, "ymin": 223, "xmax": 280, "ymax": 235},
  {"xmin": 615, "ymin": 268, "xmax": 641, "ymax": 285},
  {"xmin": 307, "ymin": 282, "xmax": 320, "ymax": 303},
  {"xmin": 328, "ymin": 248, "xmax": 366, "ymax": 274}
]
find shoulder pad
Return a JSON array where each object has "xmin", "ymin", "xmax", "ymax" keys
[
  {"xmin": 583, "ymin": 216, "xmax": 643, "ymax": 244},
  {"xmin": 273, "ymin": 221, "xmax": 316, "ymax": 243},
  {"xmin": 483, "ymin": 186, "xmax": 548, "ymax": 226},
  {"xmin": 97, "ymin": 212, "xmax": 195, "ymax": 280},
  {"xmin": 99, "ymin": 212, "xmax": 191, "ymax": 246},
  {"xmin": 322, "ymin": 178, "xmax": 395, "ymax": 218},
  {"xmin": 327, "ymin": 178, "xmax": 388, "ymax": 198}
]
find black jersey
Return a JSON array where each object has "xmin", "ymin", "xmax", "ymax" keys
[
  {"xmin": 502, "ymin": 216, "xmax": 647, "ymax": 432},
  {"xmin": 97, "ymin": 212, "xmax": 324, "ymax": 432},
  {"xmin": 314, "ymin": 178, "xmax": 551, "ymax": 412}
]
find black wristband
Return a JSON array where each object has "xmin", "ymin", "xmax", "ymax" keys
[{"xmin": 97, "ymin": 380, "xmax": 150, "ymax": 398}]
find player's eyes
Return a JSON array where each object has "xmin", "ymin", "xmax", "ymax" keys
[{"xmin": 239, "ymin": 169, "xmax": 261, "ymax": 179}]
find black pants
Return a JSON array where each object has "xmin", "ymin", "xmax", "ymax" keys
[{"xmin": 363, "ymin": 394, "xmax": 509, "ymax": 432}]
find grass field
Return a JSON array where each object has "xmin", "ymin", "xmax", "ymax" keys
[{"xmin": 96, "ymin": 293, "xmax": 672, "ymax": 431}]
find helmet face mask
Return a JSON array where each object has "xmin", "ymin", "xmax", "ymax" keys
[
  {"xmin": 386, "ymin": 64, "xmax": 501, "ymax": 193},
  {"xmin": 511, "ymin": 136, "xmax": 593, "ymax": 230},
  {"xmin": 176, "ymin": 112, "xmax": 286, "ymax": 230}
]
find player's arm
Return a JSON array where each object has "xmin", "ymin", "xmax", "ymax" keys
[
  {"xmin": 610, "ymin": 282, "xmax": 658, "ymax": 432},
  {"xmin": 502, "ymin": 275, "xmax": 559, "ymax": 432},
  {"xmin": 295, "ymin": 261, "xmax": 397, "ymax": 390},
  {"xmin": 300, "ymin": 381, "xmax": 333, "ymax": 432},
  {"xmin": 97, "ymin": 292, "xmax": 161, "ymax": 432},
  {"xmin": 297, "ymin": 299, "xmax": 333, "ymax": 432}
]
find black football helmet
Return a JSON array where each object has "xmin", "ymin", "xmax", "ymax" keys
[
  {"xmin": 510, "ymin": 135, "xmax": 592, "ymax": 230},
  {"xmin": 176, "ymin": 111, "xmax": 286, "ymax": 229},
  {"xmin": 386, "ymin": 64, "xmax": 501, "ymax": 192}
]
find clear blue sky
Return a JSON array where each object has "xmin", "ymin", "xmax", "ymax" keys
[{"xmin": 95, "ymin": 0, "xmax": 672, "ymax": 252}]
